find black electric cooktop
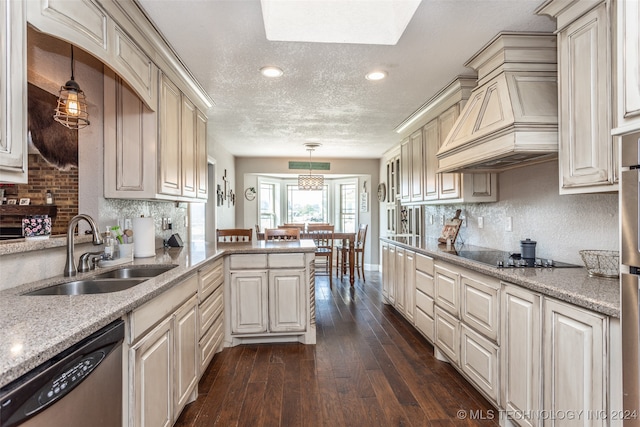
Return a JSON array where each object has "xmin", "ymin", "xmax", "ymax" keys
[{"xmin": 454, "ymin": 250, "xmax": 581, "ymax": 268}]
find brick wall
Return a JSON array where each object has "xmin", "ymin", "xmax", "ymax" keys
[{"xmin": 1, "ymin": 154, "xmax": 78, "ymax": 235}]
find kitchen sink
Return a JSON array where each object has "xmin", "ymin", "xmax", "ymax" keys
[
  {"xmin": 24, "ymin": 278, "xmax": 148, "ymax": 295},
  {"xmin": 92, "ymin": 265, "xmax": 177, "ymax": 279},
  {"xmin": 24, "ymin": 265, "xmax": 178, "ymax": 295}
]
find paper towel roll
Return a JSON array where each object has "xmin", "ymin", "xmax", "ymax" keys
[{"xmin": 132, "ymin": 217, "xmax": 155, "ymax": 258}]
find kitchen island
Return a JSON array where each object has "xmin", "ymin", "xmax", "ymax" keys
[{"xmin": 0, "ymin": 240, "xmax": 316, "ymax": 389}]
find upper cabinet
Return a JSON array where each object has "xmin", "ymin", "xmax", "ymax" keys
[
  {"xmin": 0, "ymin": 0, "xmax": 28, "ymax": 183},
  {"xmin": 613, "ymin": 0, "xmax": 640, "ymax": 134},
  {"xmin": 25, "ymin": 0, "xmax": 213, "ymax": 200},
  {"xmin": 395, "ymin": 77, "xmax": 498, "ymax": 205},
  {"xmin": 538, "ymin": 0, "xmax": 618, "ymax": 194}
]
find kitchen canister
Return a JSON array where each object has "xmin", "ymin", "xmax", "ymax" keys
[
  {"xmin": 520, "ymin": 238, "xmax": 537, "ymax": 261},
  {"xmin": 132, "ymin": 216, "xmax": 155, "ymax": 258}
]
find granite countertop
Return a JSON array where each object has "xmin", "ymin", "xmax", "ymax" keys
[
  {"xmin": 381, "ymin": 236, "xmax": 620, "ymax": 318},
  {"xmin": 0, "ymin": 240, "xmax": 315, "ymax": 389}
]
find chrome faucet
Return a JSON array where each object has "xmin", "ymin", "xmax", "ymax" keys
[{"xmin": 64, "ymin": 214, "xmax": 104, "ymax": 277}]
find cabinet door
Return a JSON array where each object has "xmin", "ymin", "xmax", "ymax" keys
[
  {"xmin": 434, "ymin": 305, "xmax": 459, "ymax": 365},
  {"xmin": 394, "ymin": 247, "xmax": 406, "ymax": 313},
  {"xmin": 400, "ymin": 138, "xmax": 411, "ymax": 201},
  {"xmin": 501, "ymin": 284, "xmax": 541, "ymax": 427},
  {"xmin": 423, "ymin": 119, "xmax": 440, "ymax": 201},
  {"xmin": 159, "ymin": 75, "xmax": 182, "ymax": 196},
  {"xmin": 415, "ymin": 290, "xmax": 434, "ymax": 341},
  {"xmin": 230, "ymin": 271, "xmax": 268, "ymax": 334},
  {"xmin": 103, "ymin": 70, "xmax": 157, "ymax": 199},
  {"xmin": 131, "ymin": 316, "xmax": 173, "ymax": 427},
  {"xmin": 543, "ymin": 299, "xmax": 606, "ymax": 426},
  {"xmin": 438, "ymin": 104, "xmax": 461, "ymax": 199},
  {"xmin": 381, "ymin": 243, "xmax": 390, "ymax": 300},
  {"xmin": 404, "ymin": 249, "xmax": 416, "ymax": 323},
  {"xmin": 460, "ymin": 324, "xmax": 499, "ymax": 405},
  {"xmin": 410, "ymin": 129, "xmax": 423, "ymax": 202},
  {"xmin": 173, "ymin": 295, "xmax": 198, "ymax": 417},
  {"xmin": 0, "ymin": 0, "xmax": 27, "ymax": 183},
  {"xmin": 614, "ymin": 0, "xmax": 640, "ymax": 132},
  {"xmin": 269, "ymin": 269, "xmax": 306, "ymax": 332},
  {"xmin": 558, "ymin": 3, "xmax": 615, "ymax": 192},
  {"xmin": 196, "ymin": 110, "xmax": 208, "ymax": 199},
  {"xmin": 180, "ymin": 95, "xmax": 197, "ymax": 198},
  {"xmin": 460, "ymin": 272, "xmax": 500, "ymax": 342},
  {"xmin": 388, "ymin": 245, "xmax": 397, "ymax": 304}
]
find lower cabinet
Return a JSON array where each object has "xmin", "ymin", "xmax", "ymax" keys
[
  {"xmin": 225, "ymin": 252, "xmax": 315, "ymax": 346},
  {"xmin": 383, "ymin": 243, "xmax": 417, "ymax": 324},
  {"xmin": 127, "ymin": 274, "xmax": 199, "ymax": 427},
  {"xmin": 415, "ymin": 253, "xmax": 435, "ymax": 341},
  {"xmin": 460, "ymin": 324, "xmax": 500, "ymax": 404},
  {"xmin": 197, "ymin": 258, "xmax": 224, "ymax": 374}
]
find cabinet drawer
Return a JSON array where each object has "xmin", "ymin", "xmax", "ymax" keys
[
  {"xmin": 199, "ymin": 284, "xmax": 223, "ymax": 337},
  {"xmin": 415, "ymin": 307, "xmax": 434, "ymax": 342},
  {"xmin": 199, "ymin": 258, "xmax": 223, "ymax": 301},
  {"xmin": 416, "ymin": 269, "xmax": 434, "ymax": 297},
  {"xmin": 230, "ymin": 254, "xmax": 268, "ymax": 269},
  {"xmin": 460, "ymin": 325, "xmax": 500, "ymax": 405},
  {"xmin": 435, "ymin": 264, "xmax": 459, "ymax": 316},
  {"xmin": 434, "ymin": 306, "xmax": 459, "ymax": 365},
  {"xmin": 199, "ymin": 313, "xmax": 223, "ymax": 373},
  {"xmin": 416, "ymin": 289, "xmax": 434, "ymax": 317},
  {"xmin": 415, "ymin": 253, "xmax": 434, "ymax": 274},
  {"xmin": 460, "ymin": 272, "xmax": 500, "ymax": 342},
  {"xmin": 268, "ymin": 253, "xmax": 305, "ymax": 268},
  {"xmin": 129, "ymin": 274, "xmax": 198, "ymax": 343}
]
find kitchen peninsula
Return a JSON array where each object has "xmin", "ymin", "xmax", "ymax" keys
[{"xmin": 0, "ymin": 240, "xmax": 316, "ymax": 387}]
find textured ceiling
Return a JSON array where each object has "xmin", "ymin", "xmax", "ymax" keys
[{"xmin": 136, "ymin": 0, "xmax": 556, "ymax": 159}]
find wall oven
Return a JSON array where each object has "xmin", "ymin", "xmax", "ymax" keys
[{"xmin": 621, "ymin": 131, "xmax": 640, "ymax": 427}]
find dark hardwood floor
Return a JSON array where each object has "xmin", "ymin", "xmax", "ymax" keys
[{"xmin": 175, "ymin": 271, "xmax": 499, "ymax": 427}]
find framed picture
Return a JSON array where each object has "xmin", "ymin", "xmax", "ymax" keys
[
  {"xmin": 7, "ymin": 199, "xmax": 17, "ymax": 205},
  {"xmin": 19, "ymin": 198, "xmax": 31, "ymax": 205}
]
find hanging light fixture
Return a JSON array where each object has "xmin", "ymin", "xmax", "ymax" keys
[
  {"xmin": 298, "ymin": 143, "xmax": 324, "ymax": 190},
  {"xmin": 54, "ymin": 45, "xmax": 90, "ymax": 130}
]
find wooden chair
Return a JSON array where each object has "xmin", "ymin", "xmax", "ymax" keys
[
  {"xmin": 279, "ymin": 223, "xmax": 305, "ymax": 230},
  {"xmin": 216, "ymin": 228, "xmax": 253, "ymax": 242},
  {"xmin": 308, "ymin": 224, "xmax": 334, "ymax": 288},
  {"xmin": 264, "ymin": 227, "xmax": 300, "ymax": 241},
  {"xmin": 336, "ymin": 223, "xmax": 368, "ymax": 281}
]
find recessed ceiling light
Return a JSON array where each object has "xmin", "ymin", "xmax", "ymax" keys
[
  {"xmin": 366, "ymin": 71, "xmax": 387, "ymax": 81},
  {"xmin": 260, "ymin": 66, "xmax": 284, "ymax": 78}
]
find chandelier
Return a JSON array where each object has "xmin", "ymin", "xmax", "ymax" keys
[
  {"xmin": 54, "ymin": 45, "xmax": 90, "ymax": 130},
  {"xmin": 298, "ymin": 143, "xmax": 324, "ymax": 190}
]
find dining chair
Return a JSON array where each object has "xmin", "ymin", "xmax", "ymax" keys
[
  {"xmin": 279, "ymin": 223, "xmax": 305, "ymax": 230},
  {"xmin": 336, "ymin": 223, "xmax": 368, "ymax": 281},
  {"xmin": 216, "ymin": 228, "xmax": 253, "ymax": 242},
  {"xmin": 308, "ymin": 224, "xmax": 334, "ymax": 288},
  {"xmin": 264, "ymin": 227, "xmax": 300, "ymax": 241}
]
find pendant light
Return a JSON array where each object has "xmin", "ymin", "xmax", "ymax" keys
[
  {"xmin": 298, "ymin": 143, "xmax": 324, "ymax": 190},
  {"xmin": 54, "ymin": 45, "xmax": 90, "ymax": 130}
]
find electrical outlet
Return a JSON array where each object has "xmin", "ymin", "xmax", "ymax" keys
[
  {"xmin": 478, "ymin": 216, "xmax": 484, "ymax": 229},
  {"xmin": 461, "ymin": 216, "xmax": 467, "ymax": 228},
  {"xmin": 440, "ymin": 215, "xmax": 445, "ymax": 226},
  {"xmin": 429, "ymin": 214, "xmax": 434, "ymax": 225},
  {"xmin": 506, "ymin": 216, "xmax": 513, "ymax": 232}
]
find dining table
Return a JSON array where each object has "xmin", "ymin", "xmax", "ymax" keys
[{"xmin": 257, "ymin": 231, "xmax": 357, "ymax": 286}]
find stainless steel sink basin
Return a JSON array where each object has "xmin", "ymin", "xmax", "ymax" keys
[
  {"xmin": 25, "ymin": 278, "xmax": 147, "ymax": 295},
  {"xmin": 93, "ymin": 265, "xmax": 177, "ymax": 279},
  {"xmin": 24, "ymin": 265, "xmax": 178, "ymax": 295}
]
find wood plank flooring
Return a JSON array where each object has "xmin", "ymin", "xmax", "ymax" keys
[{"xmin": 175, "ymin": 272, "xmax": 499, "ymax": 427}]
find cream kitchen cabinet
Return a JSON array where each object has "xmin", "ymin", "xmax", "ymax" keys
[
  {"xmin": 395, "ymin": 77, "xmax": 497, "ymax": 205},
  {"xmin": 538, "ymin": 0, "xmax": 618, "ymax": 194},
  {"xmin": 0, "ymin": 0, "xmax": 27, "ymax": 184},
  {"xmin": 386, "ymin": 245, "xmax": 416, "ymax": 323},
  {"xmin": 394, "ymin": 247, "xmax": 406, "ymax": 313},
  {"xmin": 501, "ymin": 284, "xmax": 542, "ymax": 427},
  {"xmin": 225, "ymin": 252, "xmax": 315, "ymax": 346},
  {"xmin": 613, "ymin": 0, "xmax": 640, "ymax": 134},
  {"xmin": 197, "ymin": 258, "xmax": 224, "ymax": 374},
  {"xmin": 543, "ymin": 298, "xmax": 607, "ymax": 427},
  {"xmin": 404, "ymin": 249, "xmax": 416, "ymax": 323},
  {"xmin": 127, "ymin": 274, "xmax": 199, "ymax": 427},
  {"xmin": 196, "ymin": 110, "xmax": 208, "ymax": 199},
  {"xmin": 381, "ymin": 242, "xmax": 391, "ymax": 301},
  {"xmin": 415, "ymin": 253, "xmax": 435, "ymax": 342}
]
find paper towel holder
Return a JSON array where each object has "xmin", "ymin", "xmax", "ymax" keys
[{"xmin": 167, "ymin": 233, "xmax": 183, "ymax": 247}]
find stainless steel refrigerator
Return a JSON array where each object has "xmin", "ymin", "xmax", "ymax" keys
[{"xmin": 621, "ymin": 131, "xmax": 640, "ymax": 427}]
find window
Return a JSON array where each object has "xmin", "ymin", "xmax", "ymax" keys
[
  {"xmin": 259, "ymin": 181, "xmax": 278, "ymax": 229},
  {"xmin": 286, "ymin": 184, "xmax": 328, "ymax": 223},
  {"xmin": 338, "ymin": 183, "xmax": 357, "ymax": 232}
]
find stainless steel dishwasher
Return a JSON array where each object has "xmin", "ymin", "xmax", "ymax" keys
[{"xmin": 0, "ymin": 320, "xmax": 124, "ymax": 427}]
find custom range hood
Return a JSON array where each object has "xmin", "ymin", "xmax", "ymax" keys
[{"xmin": 437, "ymin": 32, "xmax": 558, "ymax": 173}]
